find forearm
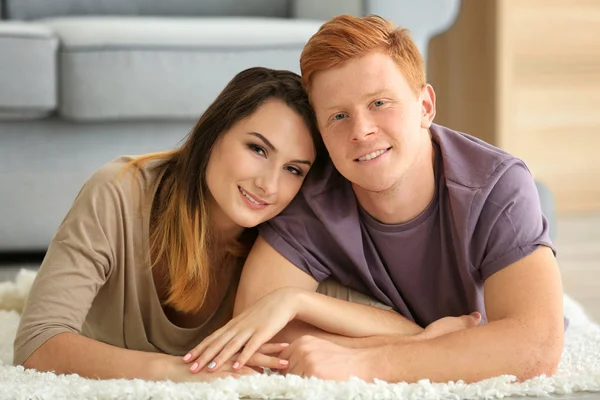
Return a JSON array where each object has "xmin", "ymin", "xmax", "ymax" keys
[
  {"xmin": 294, "ymin": 290, "xmax": 422, "ymax": 338},
  {"xmin": 23, "ymin": 332, "xmax": 175, "ymax": 380},
  {"xmin": 368, "ymin": 318, "xmax": 563, "ymax": 383},
  {"xmin": 274, "ymin": 320, "xmax": 418, "ymax": 349}
]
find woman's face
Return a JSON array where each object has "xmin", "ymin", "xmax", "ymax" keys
[{"xmin": 206, "ymin": 99, "xmax": 316, "ymax": 231}]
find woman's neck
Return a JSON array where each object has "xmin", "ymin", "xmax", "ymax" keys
[{"xmin": 208, "ymin": 196, "xmax": 245, "ymax": 246}]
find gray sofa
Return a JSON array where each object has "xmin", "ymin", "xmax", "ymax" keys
[{"xmin": 0, "ymin": 0, "xmax": 467, "ymax": 252}]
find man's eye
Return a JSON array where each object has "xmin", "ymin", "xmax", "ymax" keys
[
  {"xmin": 374, "ymin": 100, "xmax": 385, "ymax": 107},
  {"xmin": 334, "ymin": 113, "xmax": 346, "ymax": 121}
]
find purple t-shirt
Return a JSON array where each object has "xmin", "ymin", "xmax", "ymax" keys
[{"xmin": 259, "ymin": 124, "xmax": 555, "ymax": 327}]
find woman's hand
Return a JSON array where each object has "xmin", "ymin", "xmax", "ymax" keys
[
  {"xmin": 151, "ymin": 354, "xmax": 258, "ymax": 382},
  {"xmin": 183, "ymin": 287, "xmax": 303, "ymax": 373}
]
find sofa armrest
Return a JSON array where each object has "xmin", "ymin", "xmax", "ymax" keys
[
  {"xmin": 0, "ymin": 21, "xmax": 58, "ymax": 118},
  {"xmin": 290, "ymin": 0, "xmax": 461, "ymax": 59}
]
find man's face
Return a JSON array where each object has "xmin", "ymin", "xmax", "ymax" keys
[{"xmin": 310, "ymin": 51, "xmax": 435, "ymax": 194}]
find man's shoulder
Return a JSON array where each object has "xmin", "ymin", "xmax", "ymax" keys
[
  {"xmin": 432, "ymin": 124, "xmax": 526, "ymax": 191},
  {"xmin": 273, "ymin": 159, "xmax": 357, "ymax": 226}
]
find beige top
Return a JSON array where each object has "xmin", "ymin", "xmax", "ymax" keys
[{"xmin": 14, "ymin": 157, "xmax": 237, "ymax": 366}]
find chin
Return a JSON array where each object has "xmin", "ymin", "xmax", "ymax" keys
[
  {"xmin": 232, "ymin": 213, "xmax": 272, "ymax": 229},
  {"xmin": 359, "ymin": 175, "xmax": 405, "ymax": 193},
  {"xmin": 235, "ymin": 218, "xmax": 262, "ymax": 229}
]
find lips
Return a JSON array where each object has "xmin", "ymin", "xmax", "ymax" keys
[
  {"xmin": 355, "ymin": 147, "xmax": 391, "ymax": 162},
  {"xmin": 238, "ymin": 187, "xmax": 268, "ymax": 205}
]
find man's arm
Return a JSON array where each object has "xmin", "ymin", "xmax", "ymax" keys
[
  {"xmin": 353, "ymin": 246, "xmax": 564, "ymax": 383},
  {"xmin": 234, "ymin": 236, "xmax": 423, "ymax": 345}
]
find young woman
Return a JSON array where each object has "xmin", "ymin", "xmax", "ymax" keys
[{"xmin": 14, "ymin": 67, "xmax": 325, "ymax": 382}]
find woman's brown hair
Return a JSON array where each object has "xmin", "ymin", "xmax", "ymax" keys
[{"xmin": 127, "ymin": 67, "xmax": 323, "ymax": 313}]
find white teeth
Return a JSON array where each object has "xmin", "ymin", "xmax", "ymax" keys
[
  {"xmin": 240, "ymin": 188, "xmax": 262, "ymax": 205},
  {"xmin": 357, "ymin": 149, "xmax": 387, "ymax": 162}
]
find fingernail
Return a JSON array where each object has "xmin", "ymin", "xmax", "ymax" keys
[
  {"xmin": 471, "ymin": 312, "xmax": 481, "ymax": 319},
  {"xmin": 232, "ymin": 362, "xmax": 240, "ymax": 369},
  {"xmin": 183, "ymin": 353, "xmax": 192, "ymax": 362},
  {"xmin": 279, "ymin": 359, "xmax": 289, "ymax": 366},
  {"xmin": 280, "ymin": 343, "xmax": 290, "ymax": 347},
  {"xmin": 190, "ymin": 362, "xmax": 198, "ymax": 372},
  {"xmin": 207, "ymin": 361, "xmax": 216, "ymax": 369}
]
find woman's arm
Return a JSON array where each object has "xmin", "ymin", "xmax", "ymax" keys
[
  {"xmin": 236, "ymin": 237, "xmax": 422, "ymax": 337},
  {"xmin": 23, "ymin": 332, "xmax": 260, "ymax": 381},
  {"xmin": 294, "ymin": 288, "xmax": 421, "ymax": 337},
  {"xmin": 25, "ymin": 332, "xmax": 178, "ymax": 380},
  {"xmin": 182, "ymin": 237, "xmax": 423, "ymax": 373}
]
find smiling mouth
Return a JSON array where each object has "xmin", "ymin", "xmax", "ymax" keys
[
  {"xmin": 355, "ymin": 147, "xmax": 391, "ymax": 162},
  {"xmin": 239, "ymin": 187, "xmax": 268, "ymax": 205}
]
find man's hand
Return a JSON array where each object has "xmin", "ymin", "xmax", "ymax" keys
[
  {"xmin": 277, "ymin": 313, "xmax": 482, "ymax": 381},
  {"xmin": 420, "ymin": 312, "xmax": 482, "ymax": 340},
  {"xmin": 280, "ymin": 335, "xmax": 373, "ymax": 381}
]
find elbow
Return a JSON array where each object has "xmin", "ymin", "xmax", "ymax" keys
[
  {"xmin": 22, "ymin": 355, "xmax": 36, "ymax": 370},
  {"xmin": 19, "ymin": 346, "xmax": 46, "ymax": 371},
  {"xmin": 517, "ymin": 330, "xmax": 564, "ymax": 380}
]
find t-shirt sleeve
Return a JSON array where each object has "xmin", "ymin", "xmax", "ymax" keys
[
  {"xmin": 258, "ymin": 196, "xmax": 332, "ymax": 282},
  {"xmin": 13, "ymin": 169, "xmax": 122, "ymax": 366},
  {"xmin": 473, "ymin": 161, "xmax": 555, "ymax": 281}
]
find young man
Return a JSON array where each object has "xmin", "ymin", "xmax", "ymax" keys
[{"xmin": 232, "ymin": 14, "xmax": 564, "ymax": 383}]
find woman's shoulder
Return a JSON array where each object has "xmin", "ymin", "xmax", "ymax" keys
[
  {"xmin": 87, "ymin": 155, "xmax": 162, "ymax": 194},
  {"xmin": 74, "ymin": 155, "xmax": 165, "ymax": 214}
]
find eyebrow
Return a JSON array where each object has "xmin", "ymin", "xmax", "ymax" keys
[
  {"xmin": 363, "ymin": 90, "xmax": 389, "ymax": 99},
  {"xmin": 246, "ymin": 132, "xmax": 312, "ymax": 166},
  {"xmin": 323, "ymin": 90, "xmax": 390, "ymax": 112}
]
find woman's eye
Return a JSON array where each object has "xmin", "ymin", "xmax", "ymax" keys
[
  {"xmin": 285, "ymin": 166, "xmax": 304, "ymax": 176},
  {"xmin": 334, "ymin": 113, "xmax": 346, "ymax": 121},
  {"xmin": 249, "ymin": 144, "xmax": 266, "ymax": 156}
]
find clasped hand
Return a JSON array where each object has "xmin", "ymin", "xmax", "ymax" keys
[{"xmin": 183, "ymin": 287, "xmax": 302, "ymax": 373}]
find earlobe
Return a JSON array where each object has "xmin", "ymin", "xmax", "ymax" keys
[{"xmin": 421, "ymin": 84, "xmax": 436, "ymax": 128}]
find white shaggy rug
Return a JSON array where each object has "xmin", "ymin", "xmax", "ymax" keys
[{"xmin": 1, "ymin": 269, "xmax": 599, "ymax": 400}]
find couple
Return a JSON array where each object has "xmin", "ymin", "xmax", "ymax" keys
[{"xmin": 14, "ymin": 15, "xmax": 564, "ymax": 383}]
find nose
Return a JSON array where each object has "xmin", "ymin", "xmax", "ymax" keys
[
  {"xmin": 349, "ymin": 111, "xmax": 377, "ymax": 142},
  {"xmin": 255, "ymin": 167, "xmax": 279, "ymax": 198}
]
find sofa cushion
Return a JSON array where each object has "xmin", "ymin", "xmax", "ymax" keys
[
  {"xmin": 40, "ymin": 17, "xmax": 322, "ymax": 121},
  {"xmin": 0, "ymin": 22, "xmax": 57, "ymax": 120},
  {"xmin": 6, "ymin": 0, "xmax": 290, "ymax": 19}
]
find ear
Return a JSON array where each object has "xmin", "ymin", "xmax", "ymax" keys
[{"xmin": 419, "ymin": 84, "xmax": 436, "ymax": 129}]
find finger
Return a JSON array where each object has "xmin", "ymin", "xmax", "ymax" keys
[
  {"xmin": 279, "ymin": 341, "xmax": 297, "ymax": 360},
  {"xmin": 183, "ymin": 325, "xmax": 228, "ymax": 363},
  {"xmin": 246, "ymin": 352, "xmax": 290, "ymax": 370},
  {"xmin": 236, "ymin": 366, "xmax": 260, "ymax": 376},
  {"xmin": 190, "ymin": 329, "xmax": 240, "ymax": 373},
  {"xmin": 468, "ymin": 312, "xmax": 482, "ymax": 326},
  {"xmin": 256, "ymin": 342, "xmax": 290, "ymax": 355},
  {"xmin": 207, "ymin": 330, "xmax": 254, "ymax": 372},
  {"xmin": 234, "ymin": 336, "xmax": 272, "ymax": 370}
]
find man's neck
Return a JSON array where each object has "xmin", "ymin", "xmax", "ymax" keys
[{"xmin": 353, "ymin": 135, "xmax": 436, "ymax": 225}]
